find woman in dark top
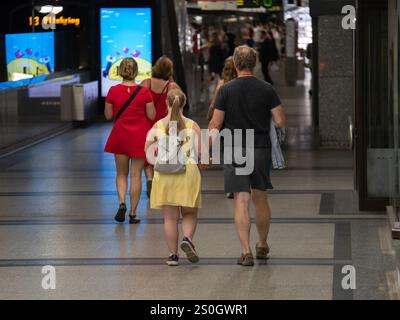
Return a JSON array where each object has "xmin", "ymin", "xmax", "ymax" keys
[
  {"xmin": 259, "ymin": 31, "xmax": 280, "ymax": 85},
  {"xmin": 208, "ymin": 32, "xmax": 224, "ymax": 81}
]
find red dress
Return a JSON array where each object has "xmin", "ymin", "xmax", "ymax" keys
[
  {"xmin": 104, "ymin": 84, "xmax": 153, "ymax": 158},
  {"xmin": 148, "ymin": 79, "xmax": 172, "ymax": 127}
]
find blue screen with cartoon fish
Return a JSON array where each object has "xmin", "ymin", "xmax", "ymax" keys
[
  {"xmin": 100, "ymin": 8, "xmax": 152, "ymax": 97},
  {"xmin": 5, "ymin": 32, "xmax": 55, "ymax": 81}
]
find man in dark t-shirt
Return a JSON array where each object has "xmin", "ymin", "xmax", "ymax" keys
[{"xmin": 209, "ymin": 45, "xmax": 286, "ymax": 267}]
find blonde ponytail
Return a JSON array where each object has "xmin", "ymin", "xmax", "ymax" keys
[{"xmin": 166, "ymin": 89, "xmax": 186, "ymax": 134}]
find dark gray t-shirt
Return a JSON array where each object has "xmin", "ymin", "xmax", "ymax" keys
[{"xmin": 214, "ymin": 76, "xmax": 281, "ymax": 148}]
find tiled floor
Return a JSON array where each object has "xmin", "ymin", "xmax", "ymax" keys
[{"xmin": 0, "ymin": 69, "xmax": 398, "ymax": 300}]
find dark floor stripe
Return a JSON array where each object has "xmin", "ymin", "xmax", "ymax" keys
[
  {"xmin": 0, "ymin": 257, "xmax": 353, "ymax": 268},
  {"xmin": 319, "ymin": 193, "xmax": 335, "ymax": 215},
  {"xmin": 0, "ymin": 217, "xmax": 386, "ymax": 226},
  {"xmin": 332, "ymin": 223, "xmax": 354, "ymax": 300},
  {"xmin": 0, "ymin": 190, "xmax": 355, "ymax": 197}
]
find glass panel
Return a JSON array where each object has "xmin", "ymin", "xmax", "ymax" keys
[{"xmin": 366, "ymin": 5, "xmax": 392, "ymax": 198}]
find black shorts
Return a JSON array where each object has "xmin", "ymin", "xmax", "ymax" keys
[{"xmin": 223, "ymin": 148, "xmax": 273, "ymax": 193}]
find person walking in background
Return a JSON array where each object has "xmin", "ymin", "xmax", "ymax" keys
[
  {"xmin": 306, "ymin": 42, "xmax": 313, "ymax": 96},
  {"xmin": 104, "ymin": 58, "xmax": 156, "ymax": 224},
  {"xmin": 259, "ymin": 30, "xmax": 280, "ymax": 85},
  {"xmin": 208, "ymin": 46, "xmax": 286, "ymax": 266},
  {"xmin": 247, "ymin": 25, "xmax": 255, "ymax": 48},
  {"xmin": 141, "ymin": 56, "xmax": 181, "ymax": 198},
  {"xmin": 208, "ymin": 32, "xmax": 225, "ymax": 81},
  {"xmin": 145, "ymin": 89, "xmax": 203, "ymax": 266},
  {"xmin": 223, "ymin": 26, "xmax": 236, "ymax": 57},
  {"xmin": 271, "ymin": 23, "xmax": 283, "ymax": 58},
  {"xmin": 253, "ymin": 22, "xmax": 263, "ymax": 50}
]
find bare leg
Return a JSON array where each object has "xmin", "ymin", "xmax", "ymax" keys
[
  {"xmin": 163, "ymin": 206, "xmax": 180, "ymax": 254},
  {"xmin": 144, "ymin": 165, "xmax": 154, "ymax": 198},
  {"xmin": 181, "ymin": 207, "xmax": 198, "ymax": 240},
  {"xmin": 252, "ymin": 189, "xmax": 271, "ymax": 248},
  {"xmin": 115, "ymin": 155, "xmax": 129, "ymax": 205},
  {"xmin": 234, "ymin": 192, "xmax": 252, "ymax": 255},
  {"xmin": 144, "ymin": 165, "xmax": 154, "ymax": 181},
  {"xmin": 129, "ymin": 158, "xmax": 145, "ymax": 216}
]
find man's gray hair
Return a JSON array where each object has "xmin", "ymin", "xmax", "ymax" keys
[{"xmin": 233, "ymin": 45, "xmax": 257, "ymax": 71}]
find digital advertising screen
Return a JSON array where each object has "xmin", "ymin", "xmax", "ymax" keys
[
  {"xmin": 5, "ymin": 32, "xmax": 55, "ymax": 82},
  {"xmin": 100, "ymin": 8, "xmax": 152, "ymax": 97}
]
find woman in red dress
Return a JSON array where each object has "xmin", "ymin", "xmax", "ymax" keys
[
  {"xmin": 104, "ymin": 58, "xmax": 156, "ymax": 224},
  {"xmin": 140, "ymin": 56, "xmax": 180, "ymax": 197}
]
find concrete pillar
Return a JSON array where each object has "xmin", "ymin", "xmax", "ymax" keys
[{"xmin": 317, "ymin": 15, "xmax": 354, "ymax": 149}]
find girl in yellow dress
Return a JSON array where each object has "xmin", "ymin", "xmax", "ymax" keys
[{"xmin": 145, "ymin": 89, "xmax": 202, "ymax": 266}]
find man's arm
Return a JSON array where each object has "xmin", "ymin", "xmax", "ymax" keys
[
  {"xmin": 208, "ymin": 109, "xmax": 225, "ymax": 132},
  {"xmin": 271, "ymin": 105, "xmax": 286, "ymax": 128}
]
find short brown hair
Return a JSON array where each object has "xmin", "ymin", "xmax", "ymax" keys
[
  {"xmin": 119, "ymin": 58, "xmax": 138, "ymax": 81},
  {"xmin": 152, "ymin": 56, "xmax": 174, "ymax": 80},
  {"xmin": 233, "ymin": 45, "xmax": 257, "ymax": 71}
]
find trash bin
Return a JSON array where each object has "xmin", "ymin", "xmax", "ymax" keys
[{"xmin": 61, "ymin": 81, "xmax": 98, "ymax": 122}]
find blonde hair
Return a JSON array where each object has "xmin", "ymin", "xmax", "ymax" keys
[
  {"xmin": 166, "ymin": 89, "xmax": 186, "ymax": 134},
  {"xmin": 152, "ymin": 56, "xmax": 174, "ymax": 80},
  {"xmin": 119, "ymin": 58, "xmax": 138, "ymax": 81},
  {"xmin": 222, "ymin": 57, "xmax": 238, "ymax": 83}
]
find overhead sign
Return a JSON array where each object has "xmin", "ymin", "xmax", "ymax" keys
[
  {"xmin": 236, "ymin": 0, "xmax": 261, "ymax": 8},
  {"xmin": 29, "ymin": 16, "xmax": 81, "ymax": 28},
  {"xmin": 199, "ymin": 1, "xmax": 237, "ymax": 10}
]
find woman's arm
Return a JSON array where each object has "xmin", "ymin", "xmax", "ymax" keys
[
  {"xmin": 140, "ymin": 78, "xmax": 151, "ymax": 88},
  {"xmin": 104, "ymin": 103, "xmax": 114, "ymax": 121},
  {"xmin": 146, "ymin": 102, "xmax": 156, "ymax": 121},
  {"xmin": 207, "ymin": 80, "xmax": 224, "ymax": 122}
]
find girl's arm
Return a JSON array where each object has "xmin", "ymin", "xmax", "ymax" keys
[{"xmin": 145, "ymin": 124, "xmax": 159, "ymax": 165}]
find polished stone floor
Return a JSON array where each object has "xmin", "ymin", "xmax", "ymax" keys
[{"xmin": 0, "ymin": 69, "xmax": 398, "ymax": 300}]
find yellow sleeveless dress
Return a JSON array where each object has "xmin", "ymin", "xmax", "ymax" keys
[{"xmin": 150, "ymin": 119, "xmax": 202, "ymax": 209}]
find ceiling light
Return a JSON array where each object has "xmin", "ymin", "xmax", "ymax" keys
[{"xmin": 36, "ymin": 5, "xmax": 63, "ymax": 14}]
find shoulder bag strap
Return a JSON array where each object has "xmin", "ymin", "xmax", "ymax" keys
[{"xmin": 114, "ymin": 86, "xmax": 142, "ymax": 122}]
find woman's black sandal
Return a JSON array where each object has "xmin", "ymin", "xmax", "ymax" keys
[
  {"xmin": 129, "ymin": 215, "xmax": 141, "ymax": 224},
  {"xmin": 115, "ymin": 203, "xmax": 127, "ymax": 223}
]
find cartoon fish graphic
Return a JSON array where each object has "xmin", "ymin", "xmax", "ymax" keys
[
  {"xmin": 35, "ymin": 52, "xmax": 39, "ymax": 57},
  {"xmin": 116, "ymin": 51, "xmax": 121, "ymax": 56},
  {"xmin": 15, "ymin": 50, "xmax": 24, "ymax": 59},
  {"xmin": 123, "ymin": 47, "xmax": 129, "ymax": 55},
  {"xmin": 25, "ymin": 48, "xmax": 33, "ymax": 56},
  {"xmin": 131, "ymin": 50, "xmax": 141, "ymax": 58}
]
